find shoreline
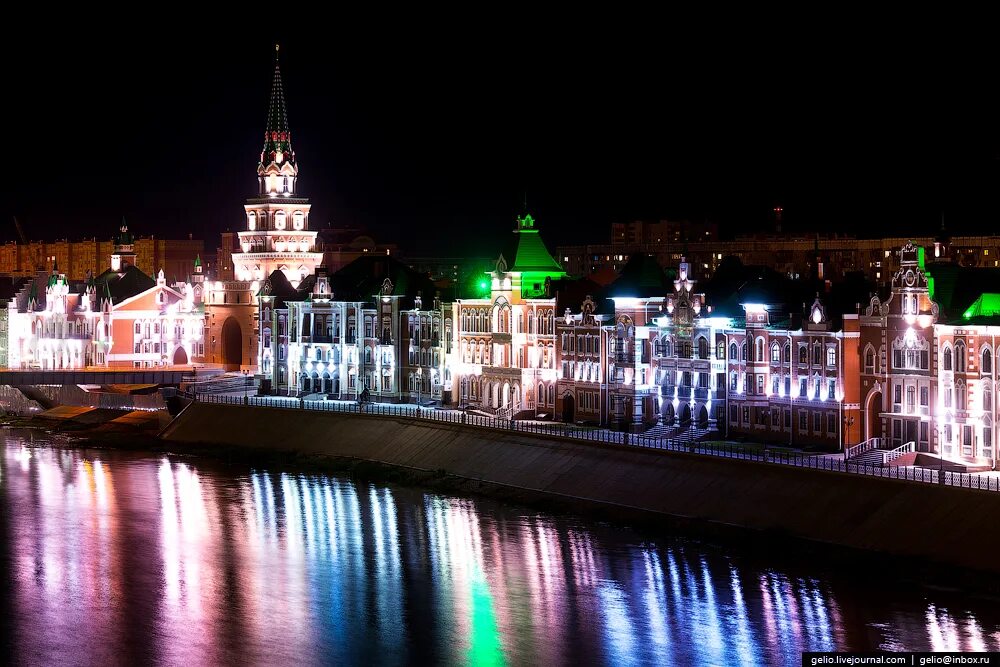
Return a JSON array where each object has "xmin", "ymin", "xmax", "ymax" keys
[{"xmin": 5, "ymin": 414, "xmax": 1000, "ymax": 595}]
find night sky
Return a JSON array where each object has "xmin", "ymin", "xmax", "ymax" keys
[{"xmin": 3, "ymin": 26, "xmax": 997, "ymax": 256}]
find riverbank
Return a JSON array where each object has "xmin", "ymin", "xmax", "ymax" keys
[{"xmin": 154, "ymin": 401, "xmax": 1000, "ymax": 581}]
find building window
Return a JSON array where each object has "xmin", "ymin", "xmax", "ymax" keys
[
  {"xmin": 813, "ymin": 345, "xmax": 822, "ymax": 365},
  {"xmin": 864, "ymin": 347, "xmax": 875, "ymax": 374},
  {"xmin": 800, "ymin": 378, "xmax": 807, "ymax": 398},
  {"xmin": 799, "ymin": 411, "xmax": 807, "ymax": 431},
  {"xmin": 984, "ymin": 348, "xmax": 993, "ymax": 374},
  {"xmin": 920, "ymin": 386, "xmax": 929, "ymax": 409},
  {"xmin": 943, "ymin": 345, "xmax": 953, "ymax": 371},
  {"xmin": 717, "ymin": 341, "xmax": 725, "ymax": 360},
  {"xmin": 827, "ymin": 413, "xmax": 836, "ymax": 434},
  {"xmin": 783, "ymin": 344, "xmax": 790, "ymax": 364},
  {"xmin": 826, "ymin": 347, "xmax": 836, "ymax": 367},
  {"xmin": 828, "ymin": 379, "xmax": 836, "ymax": 400},
  {"xmin": 956, "ymin": 342, "xmax": 967, "ymax": 373},
  {"xmin": 771, "ymin": 343, "xmax": 780, "ymax": 363},
  {"xmin": 906, "ymin": 386, "xmax": 915, "ymax": 413},
  {"xmin": 798, "ymin": 346, "xmax": 808, "ymax": 364},
  {"xmin": 957, "ymin": 383, "xmax": 967, "ymax": 410}
]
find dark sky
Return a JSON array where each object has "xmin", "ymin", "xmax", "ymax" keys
[{"xmin": 2, "ymin": 25, "xmax": 997, "ymax": 256}]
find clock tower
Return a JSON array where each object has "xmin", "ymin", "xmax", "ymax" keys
[{"xmin": 233, "ymin": 44, "xmax": 322, "ymax": 288}]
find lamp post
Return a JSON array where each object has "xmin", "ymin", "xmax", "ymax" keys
[
  {"xmin": 243, "ymin": 369, "xmax": 250, "ymax": 404},
  {"xmin": 842, "ymin": 415, "xmax": 855, "ymax": 451},
  {"xmin": 416, "ymin": 368, "xmax": 422, "ymax": 414}
]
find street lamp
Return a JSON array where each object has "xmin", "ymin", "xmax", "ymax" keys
[
  {"xmin": 243, "ymin": 369, "xmax": 250, "ymax": 404},
  {"xmin": 416, "ymin": 368, "xmax": 423, "ymax": 412}
]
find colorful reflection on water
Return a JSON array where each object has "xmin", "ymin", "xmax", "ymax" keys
[{"xmin": 2, "ymin": 432, "xmax": 1000, "ymax": 666}]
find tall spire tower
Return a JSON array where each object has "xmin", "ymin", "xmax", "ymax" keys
[{"xmin": 235, "ymin": 44, "xmax": 321, "ymax": 288}]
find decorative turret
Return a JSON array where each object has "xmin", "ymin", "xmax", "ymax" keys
[
  {"xmin": 257, "ymin": 44, "xmax": 298, "ymax": 198},
  {"xmin": 111, "ymin": 218, "xmax": 137, "ymax": 272}
]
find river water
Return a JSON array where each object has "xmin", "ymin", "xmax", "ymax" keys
[{"xmin": 2, "ymin": 430, "xmax": 999, "ymax": 666}]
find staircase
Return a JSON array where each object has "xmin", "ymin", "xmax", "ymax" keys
[{"xmin": 847, "ymin": 440, "xmax": 915, "ymax": 466}]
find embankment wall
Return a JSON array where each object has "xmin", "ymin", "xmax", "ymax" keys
[{"xmin": 161, "ymin": 403, "xmax": 995, "ymax": 573}]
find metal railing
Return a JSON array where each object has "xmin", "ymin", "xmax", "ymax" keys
[
  {"xmin": 844, "ymin": 437, "xmax": 881, "ymax": 461},
  {"xmin": 884, "ymin": 441, "xmax": 915, "ymax": 464},
  {"xmin": 189, "ymin": 393, "xmax": 1000, "ymax": 493}
]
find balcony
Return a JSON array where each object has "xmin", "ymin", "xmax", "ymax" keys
[
  {"xmin": 694, "ymin": 387, "xmax": 709, "ymax": 400},
  {"xmin": 677, "ymin": 386, "xmax": 693, "ymax": 400}
]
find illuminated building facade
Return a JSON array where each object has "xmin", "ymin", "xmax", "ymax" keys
[
  {"xmin": 724, "ymin": 297, "xmax": 861, "ymax": 448},
  {"xmin": 257, "ymin": 257, "xmax": 452, "ymax": 402},
  {"xmin": 649, "ymin": 258, "xmax": 728, "ymax": 429},
  {"xmin": 4, "ymin": 225, "xmax": 204, "ymax": 369},
  {"xmin": 450, "ymin": 213, "xmax": 566, "ymax": 416}
]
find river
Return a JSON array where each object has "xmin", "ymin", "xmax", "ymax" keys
[{"xmin": 1, "ymin": 429, "xmax": 998, "ymax": 666}]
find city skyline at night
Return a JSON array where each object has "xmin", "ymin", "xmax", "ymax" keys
[{"xmin": 2, "ymin": 30, "xmax": 997, "ymax": 256}]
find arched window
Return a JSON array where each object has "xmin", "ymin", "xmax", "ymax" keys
[
  {"xmin": 799, "ymin": 346, "xmax": 808, "ymax": 364},
  {"xmin": 983, "ymin": 348, "xmax": 993, "ymax": 374},
  {"xmin": 247, "ymin": 211, "xmax": 257, "ymax": 230},
  {"xmin": 729, "ymin": 342, "xmax": 738, "ymax": 360},
  {"xmin": 864, "ymin": 346, "xmax": 875, "ymax": 374},
  {"xmin": 741, "ymin": 342, "xmax": 747, "ymax": 361},
  {"xmin": 783, "ymin": 343, "xmax": 790, "ymax": 363},
  {"xmin": 770, "ymin": 342, "xmax": 780, "ymax": 363},
  {"xmin": 275, "ymin": 210, "xmax": 286, "ymax": 230},
  {"xmin": 956, "ymin": 342, "xmax": 967, "ymax": 373},
  {"xmin": 984, "ymin": 383, "xmax": 993, "ymax": 412},
  {"xmin": 813, "ymin": 344, "xmax": 822, "ymax": 365},
  {"xmin": 717, "ymin": 340, "xmax": 725, "ymax": 360},
  {"xmin": 957, "ymin": 382, "xmax": 967, "ymax": 410},
  {"xmin": 826, "ymin": 347, "xmax": 836, "ymax": 367},
  {"xmin": 755, "ymin": 339, "xmax": 764, "ymax": 363},
  {"xmin": 698, "ymin": 337, "xmax": 709, "ymax": 359},
  {"xmin": 293, "ymin": 211, "xmax": 304, "ymax": 230}
]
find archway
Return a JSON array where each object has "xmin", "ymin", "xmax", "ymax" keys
[
  {"xmin": 679, "ymin": 403, "xmax": 692, "ymax": 425},
  {"xmin": 865, "ymin": 388, "xmax": 883, "ymax": 441},
  {"xmin": 492, "ymin": 382, "xmax": 500, "ymax": 408},
  {"xmin": 562, "ymin": 393, "xmax": 575, "ymax": 423},
  {"xmin": 222, "ymin": 317, "xmax": 243, "ymax": 370},
  {"xmin": 172, "ymin": 346, "xmax": 188, "ymax": 365},
  {"xmin": 663, "ymin": 402, "xmax": 675, "ymax": 425},
  {"xmin": 697, "ymin": 405, "xmax": 709, "ymax": 428},
  {"xmin": 502, "ymin": 382, "xmax": 511, "ymax": 407}
]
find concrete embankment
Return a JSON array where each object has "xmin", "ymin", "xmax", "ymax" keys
[{"xmin": 162, "ymin": 402, "xmax": 999, "ymax": 574}]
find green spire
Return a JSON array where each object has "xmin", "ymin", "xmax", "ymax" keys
[
  {"xmin": 260, "ymin": 44, "xmax": 294, "ymax": 166},
  {"xmin": 194, "ymin": 254, "xmax": 202, "ymax": 268}
]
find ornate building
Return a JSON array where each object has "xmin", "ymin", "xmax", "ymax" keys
[
  {"xmin": 860, "ymin": 242, "xmax": 937, "ymax": 452},
  {"xmin": 450, "ymin": 213, "xmax": 566, "ymax": 416},
  {"xmin": 206, "ymin": 45, "xmax": 322, "ymax": 370},
  {"xmin": 725, "ymin": 296, "xmax": 861, "ymax": 448},
  {"xmin": 4, "ymin": 225, "xmax": 204, "ymax": 369},
  {"xmin": 257, "ymin": 256, "xmax": 451, "ymax": 402}
]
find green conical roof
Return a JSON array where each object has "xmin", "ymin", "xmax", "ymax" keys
[{"xmin": 510, "ymin": 213, "xmax": 564, "ymax": 273}]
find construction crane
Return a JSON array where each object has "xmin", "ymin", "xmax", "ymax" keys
[{"xmin": 12, "ymin": 216, "xmax": 28, "ymax": 244}]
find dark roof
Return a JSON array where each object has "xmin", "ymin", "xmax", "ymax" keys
[
  {"xmin": 92, "ymin": 265, "xmax": 155, "ymax": 303},
  {"xmin": 259, "ymin": 269, "xmax": 301, "ymax": 307},
  {"xmin": 606, "ymin": 254, "xmax": 672, "ymax": 298},
  {"xmin": 330, "ymin": 255, "xmax": 440, "ymax": 305},
  {"xmin": 551, "ymin": 276, "xmax": 607, "ymax": 314}
]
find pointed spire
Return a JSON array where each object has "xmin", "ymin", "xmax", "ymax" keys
[{"xmin": 261, "ymin": 44, "xmax": 293, "ymax": 165}]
